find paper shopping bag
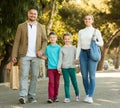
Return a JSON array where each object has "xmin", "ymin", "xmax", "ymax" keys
[{"xmin": 10, "ymin": 64, "xmax": 19, "ymax": 90}]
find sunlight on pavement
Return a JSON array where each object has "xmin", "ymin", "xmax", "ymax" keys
[
  {"xmin": 96, "ymin": 72, "xmax": 120, "ymax": 78},
  {"xmin": 96, "ymin": 99, "xmax": 119, "ymax": 104},
  {"xmin": 11, "ymin": 106, "xmax": 23, "ymax": 108}
]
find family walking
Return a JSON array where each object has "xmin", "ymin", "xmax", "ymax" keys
[{"xmin": 11, "ymin": 7, "xmax": 103, "ymax": 104}]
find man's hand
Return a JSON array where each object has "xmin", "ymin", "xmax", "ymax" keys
[
  {"xmin": 12, "ymin": 57, "xmax": 17, "ymax": 63},
  {"xmin": 37, "ymin": 51, "xmax": 43, "ymax": 58}
]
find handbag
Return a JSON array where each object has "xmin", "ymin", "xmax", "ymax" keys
[
  {"xmin": 10, "ymin": 63, "xmax": 19, "ymax": 90},
  {"xmin": 90, "ymin": 29, "xmax": 101, "ymax": 62}
]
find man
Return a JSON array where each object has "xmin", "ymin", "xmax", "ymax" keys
[{"xmin": 11, "ymin": 8, "xmax": 47, "ymax": 104}]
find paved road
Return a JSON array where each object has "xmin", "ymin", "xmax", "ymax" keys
[{"xmin": 0, "ymin": 71, "xmax": 120, "ymax": 108}]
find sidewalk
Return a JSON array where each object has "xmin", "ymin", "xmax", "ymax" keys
[{"xmin": 0, "ymin": 71, "xmax": 120, "ymax": 108}]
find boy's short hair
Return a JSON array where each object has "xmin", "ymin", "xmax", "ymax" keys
[
  {"xmin": 63, "ymin": 32, "xmax": 72, "ymax": 39},
  {"xmin": 48, "ymin": 31, "xmax": 56, "ymax": 37}
]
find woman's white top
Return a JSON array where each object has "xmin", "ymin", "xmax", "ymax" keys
[{"xmin": 76, "ymin": 26, "xmax": 104, "ymax": 59}]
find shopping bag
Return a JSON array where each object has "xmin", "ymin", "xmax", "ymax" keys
[
  {"xmin": 10, "ymin": 64, "xmax": 19, "ymax": 90},
  {"xmin": 76, "ymin": 65, "xmax": 80, "ymax": 73},
  {"xmin": 6, "ymin": 62, "xmax": 12, "ymax": 70}
]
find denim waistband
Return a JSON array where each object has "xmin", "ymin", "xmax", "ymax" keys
[{"xmin": 81, "ymin": 49, "xmax": 90, "ymax": 51}]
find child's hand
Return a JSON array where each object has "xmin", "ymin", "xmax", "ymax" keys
[
  {"xmin": 74, "ymin": 59, "xmax": 79, "ymax": 65},
  {"xmin": 58, "ymin": 68, "xmax": 62, "ymax": 74},
  {"xmin": 58, "ymin": 71, "xmax": 62, "ymax": 75},
  {"xmin": 40, "ymin": 56, "xmax": 47, "ymax": 60}
]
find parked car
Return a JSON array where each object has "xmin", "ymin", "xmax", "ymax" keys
[{"xmin": 103, "ymin": 60, "xmax": 109, "ymax": 70}]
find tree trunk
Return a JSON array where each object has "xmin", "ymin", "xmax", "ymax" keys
[
  {"xmin": 97, "ymin": 28, "xmax": 120, "ymax": 70},
  {"xmin": 0, "ymin": 43, "xmax": 12, "ymax": 83},
  {"xmin": 46, "ymin": 0, "xmax": 57, "ymax": 34},
  {"xmin": 114, "ymin": 43, "xmax": 120, "ymax": 69},
  {"xmin": 97, "ymin": 47, "xmax": 108, "ymax": 70}
]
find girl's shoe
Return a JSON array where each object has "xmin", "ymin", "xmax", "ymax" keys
[
  {"xmin": 76, "ymin": 95, "xmax": 80, "ymax": 102},
  {"xmin": 64, "ymin": 98, "xmax": 70, "ymax": 103}
]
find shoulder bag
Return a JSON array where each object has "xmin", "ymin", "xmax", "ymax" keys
[{"xmin": 90, "ymin": 29, "xmax": 101, "ymax": 62}]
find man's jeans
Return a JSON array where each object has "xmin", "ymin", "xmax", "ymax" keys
[
  {"xmin": 19, "ymin": 56, "xmax": 40, "ymax": 98},
  {"xmin": 79, "ymin": 49, "xmax": 98, "ymax": 97}
]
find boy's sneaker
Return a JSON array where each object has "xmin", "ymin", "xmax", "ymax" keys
[
  {"xmin": 19, "ymin": 97, "xmax": 27, "ymax": 104},
  {"xmin": 28, "ymin": 97, "xmax": 37, "ymax": 103},
  {"xmin": 76, "ymin": 95, "xmax": 80, "ymax": 102},
  {"xmin": 64, "ymin": 98, "xmax": 70, "ymax": 103},
  {"xmin": 54, "ymin": 98, "xmax": 59, "ymax": 102},
  {"xmin": 47, "ymin": 98, "xmax": 53, "ymax": 103}
]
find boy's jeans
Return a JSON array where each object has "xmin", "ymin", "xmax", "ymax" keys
[
  {"xmin": 80, "ymin": 49, "xmax": 98, "ymax": 97},
  {"xmin": 48, "ymin": 69, "xmax": 60, "ymax": 99},
  {"xmin": 19, "ymin": 56, "xmax": 40, "ymax": 98}
]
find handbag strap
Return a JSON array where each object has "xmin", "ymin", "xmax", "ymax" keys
[
  {"xmin": 92, "ymin": 29, "xmax": 96, "ymax": 37},
  {"xmin": 92, "ymin": 29, "xmax": 99, "ymax": 41}
]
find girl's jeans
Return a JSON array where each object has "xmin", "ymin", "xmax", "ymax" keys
[
  {"xmin": 19, "ymin": 56, "xmax": 40, "ymax": 98},
  {"xmin": 62, "ymin": 68, "xmax": 79, "ymax": 98},
  {"xmin": 80, "ymin": 49, "xmax": 98, "ymax": 97}
]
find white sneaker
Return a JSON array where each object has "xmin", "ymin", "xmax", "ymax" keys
[
  {"xmin": 64, "ymin": 98, "xmax": 70, "ymax": 103},
  {"xmin": 83, "ymin": 95, "xmax": 89, "ymax": 102},
  {"xmin": 84, "ymin": 96, "xmax": 93, "ymax": 103},
  {"xmin": 76, "ymin": 95, "xmax": 80, "ymax": 102},
  {"xmin": 87, "ymin": 97, "xmax": 93, "ymax": 103}
]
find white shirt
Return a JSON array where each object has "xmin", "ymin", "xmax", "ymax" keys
[
  {"xmin": 26, "ymin": 23, "xmax": 37, "ymax": 57},
  {"xmin": 76, "ymin": 26, "xmax": 104, "ymax": 59}
]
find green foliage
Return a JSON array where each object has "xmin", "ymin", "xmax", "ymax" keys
[
  {"xmin": 0, "ymin": 0, "xmax": 41, "ymax": 58},
  {"xmin": 1, "ymin": 0, "xmax": 120, "ymax": 58}
]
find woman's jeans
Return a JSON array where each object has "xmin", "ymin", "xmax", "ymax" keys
[
  {"xmin": 79, "ymin": 49, "xmax": 98, "ymax": 97},
  {"xmin": 19, "ymin": 56, "xmax": 40, "ymax": 98},
  {"xmin": 62, "ymin": 68, "xmax": 79, "ymax": 98},
  {"xmin": 48, "ymin": 69, "xmax": 60, "ymax": 99}
]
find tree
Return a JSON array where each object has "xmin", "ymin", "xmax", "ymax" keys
[
  {"xmin": 110, "ymin": 36, "xmax": 120, "ymax": 69},
  {"xmin": 58, "ymin": 0, "xmax": 120, "ymax": 70},
  {"xmin": 0, "ymin": 0, "xmax": 39, "ymax": 82}
]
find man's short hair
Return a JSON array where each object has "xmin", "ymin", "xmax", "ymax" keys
[{"xmin": 28, "ymin": 6, "xmax": 38, "ymax": 11}]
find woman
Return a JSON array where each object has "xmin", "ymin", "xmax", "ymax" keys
[{"xmin": 76, "ymin": 14, "xmax": 104, "ymax": 103}]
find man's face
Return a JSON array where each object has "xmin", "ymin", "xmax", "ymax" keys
[{"xmin": 28, "ymin": 9, "xmax": 38, "ymax": 22}]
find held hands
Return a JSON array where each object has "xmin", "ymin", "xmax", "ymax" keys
[
  {"xmin": 58, "ymin": 68, "xmax": 62, "ymax": 75},
  {"xmin": 40, "ymin": 55, "xmax": 47, "ymax": 60},
  {"xmin": 74, "ymin": 59, "xmax": 79, "ymax": 65},
  {"xmin": 37, "ymin": 51, "xmax": 43, "ymax": 58}
]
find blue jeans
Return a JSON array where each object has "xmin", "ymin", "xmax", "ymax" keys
[
  {"xmin": 19, "ymin": 56, "xmax": 40, "ymax": 98},
  {"xmin": 79, "ymin": 49, "xmax": 98, "ymax": 97}
]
